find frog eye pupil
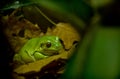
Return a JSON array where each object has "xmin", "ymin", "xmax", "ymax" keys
[{"xmin": 46, "ymin": 42, "xmax": 51, "ymax": 48}]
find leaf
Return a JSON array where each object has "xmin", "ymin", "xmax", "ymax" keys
[
  {"xmin": 52, "ymin": 22, "xmax": 80, "ymax": 50},
  {"xmin": 63, "ymin": 27, "xmax": 120, "ymax": 79}
]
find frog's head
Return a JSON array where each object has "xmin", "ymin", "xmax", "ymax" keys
[{"xmin": 39, "ymin": 36, "xmax": 63, "ymax": 56}]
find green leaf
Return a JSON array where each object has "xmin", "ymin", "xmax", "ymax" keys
[{"xmin": 62, "ymin": 27, "xmax": 120, "ymax": 79}]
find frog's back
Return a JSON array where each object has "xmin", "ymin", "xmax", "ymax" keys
[
  {"xmin": 19, "ymin": 35, "xmax": 59, "ymax": 54},
  {"xmin": 19, "ymin": 37, "xmax": 42, "ymax": 54}
]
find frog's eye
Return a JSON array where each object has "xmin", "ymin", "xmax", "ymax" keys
[{"xmin": 46, "ymin": 42, "xmax": 51, "ymax": 48}]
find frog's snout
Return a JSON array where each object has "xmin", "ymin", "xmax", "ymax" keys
[{"xmin": 56, "ymin": 44, "xmax": 62, "ymax": 50}]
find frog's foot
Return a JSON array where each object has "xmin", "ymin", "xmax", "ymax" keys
[{"xmin": 33, "ymin": 52, "xmax": 48, "ymax": 60}]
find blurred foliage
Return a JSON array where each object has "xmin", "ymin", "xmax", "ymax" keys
[
  {"xmin": 90, "ymin": 0, "xmax": 113, "ymax": 8},
  {"xmin": 0, "ymin": 0, "xmax": 120, "ymax": 79},
  {"xmin": 62, "ymin": 0, "xmax": 120, "ymax": 79},
  {"xmin": 46, "ymin": 0, "xmax": 94, "ymax": 22},
  {"xmin": 62, "ymin": 26, "xmax": 120, "ymax": 79},
  {"xmin": 0, "ymin": 0, "xmax": 94, "ymax": 22},
  {"xmin": 39, "ymin": 0, "xmax": 94, "ymax": 22}
]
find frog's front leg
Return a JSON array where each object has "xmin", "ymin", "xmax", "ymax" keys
[
  {"xmin": 18, "ymin": 50, "xmax": 36, "ymax": 64},
  {"xmin": 33, "ymin": 51, "xmax": 48, "ymax": 60}
]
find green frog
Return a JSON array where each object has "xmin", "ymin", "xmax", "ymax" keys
[{"xmin": 13, "ymin": 35, "xmax": 63, "ymax": 64}]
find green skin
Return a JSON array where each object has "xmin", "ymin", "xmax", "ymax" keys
[{"xmin": 13, "ymin": 35, "xmax": 62, "ymax": 64}]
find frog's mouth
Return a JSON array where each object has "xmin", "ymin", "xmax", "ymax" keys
[{"xmin": 41, "ymin": 50, "xmax": 59, "ymax": 56}]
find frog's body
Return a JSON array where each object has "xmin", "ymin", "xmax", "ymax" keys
[{"xmin": 13, "ymin": 35, "xmax": 62, "ymax": 64}]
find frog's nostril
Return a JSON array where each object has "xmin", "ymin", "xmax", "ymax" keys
[{"xmin": 53, "ymin": 52, "xmax": 59, "ymax": 55}]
